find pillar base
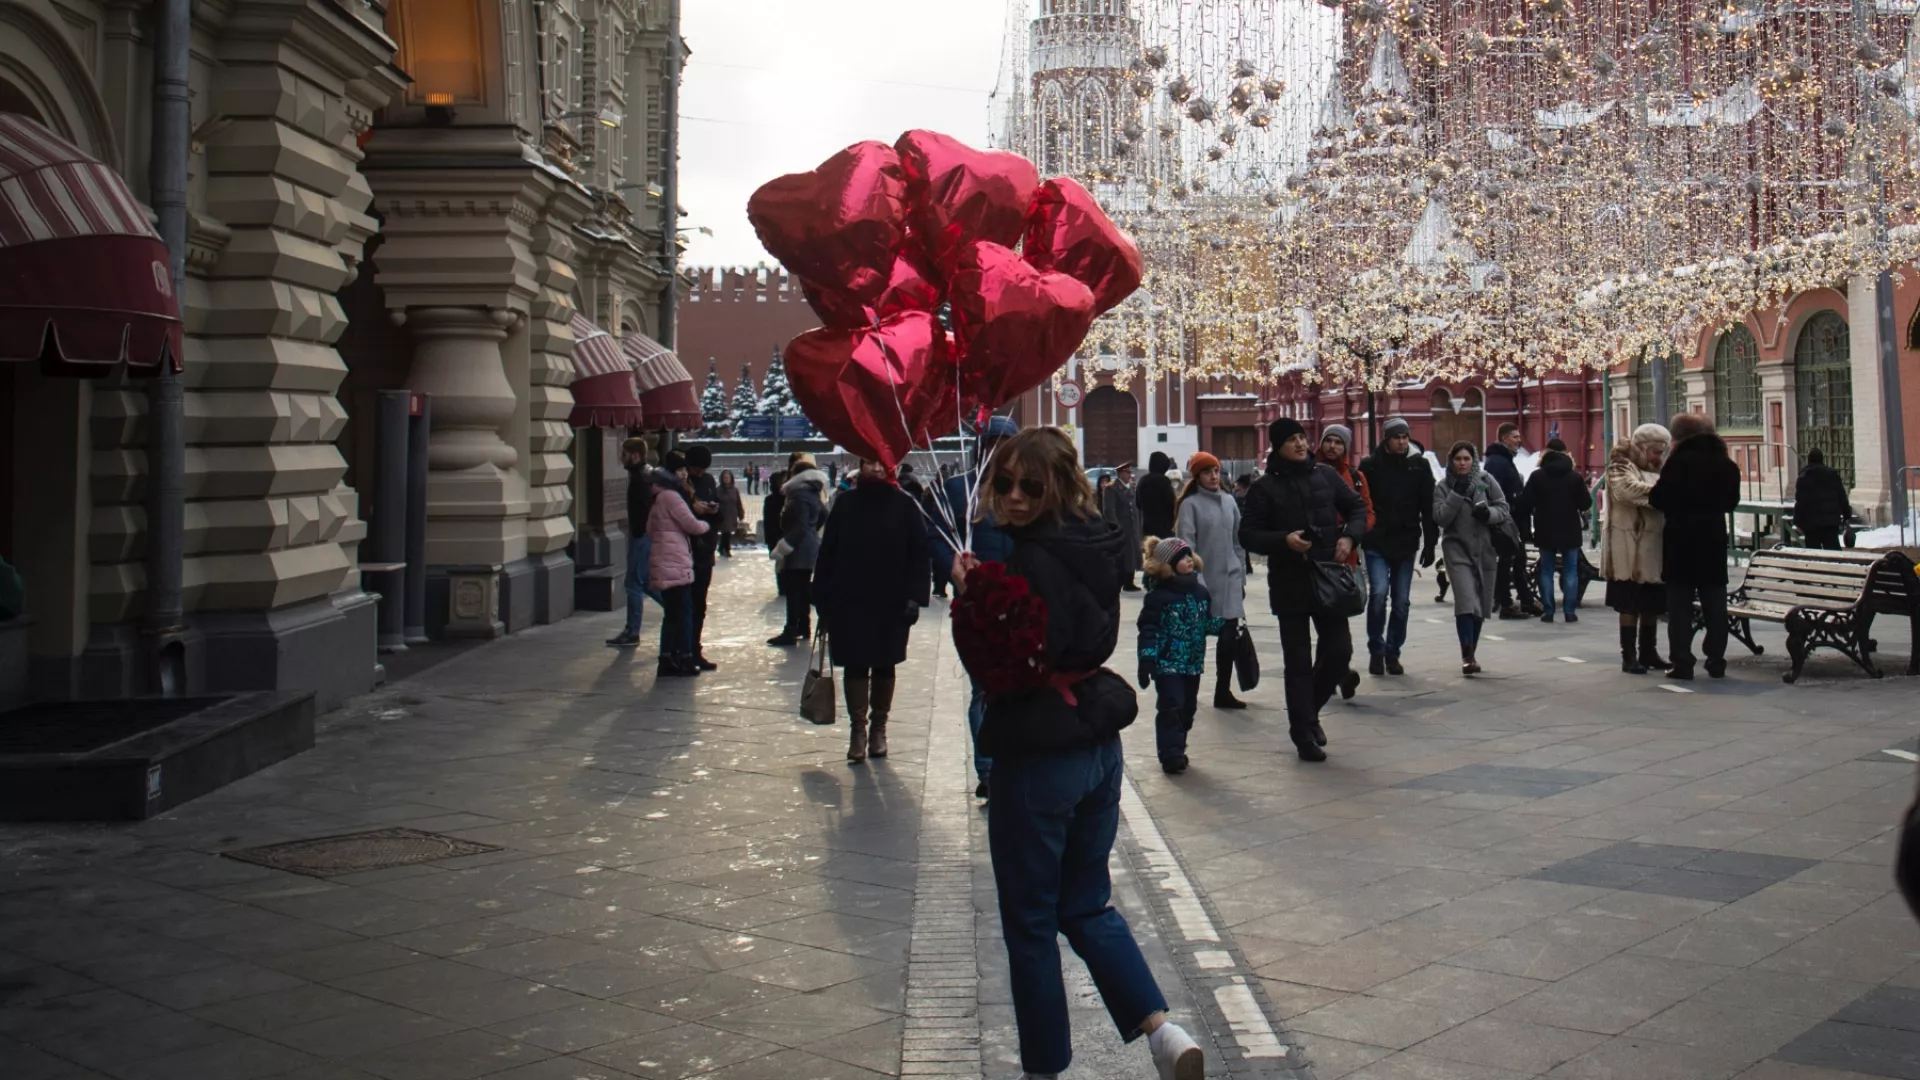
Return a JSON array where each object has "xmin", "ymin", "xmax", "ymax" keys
[
  {"xmin": 527, "ymin": 551, "xmax": 574, "ymax": 626},
  {"xmin": 427, "ymin": 564, "xmax": 506, "ymax": 640}
]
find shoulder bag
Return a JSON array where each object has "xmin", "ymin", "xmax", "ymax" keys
[
  {"xmin": 1233, "ymin": 622, "xmax": 1260, "ymax": 692},
  {"xmin": 800, "ymin": 631, "xmax": 836, "ymax": 725},
  {"xmin": 1308, "ymin": 559, "xmax": 1366, "ymax": 619}
]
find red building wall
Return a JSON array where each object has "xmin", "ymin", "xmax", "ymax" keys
[{"xmin": 676, "ymin": 267, "xmax": 822, "ymax": 401}]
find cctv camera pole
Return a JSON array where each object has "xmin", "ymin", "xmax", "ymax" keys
[
  {"xmin": 145, "ymin": 0, "xmax": 190, "ymax": 693},
  {"xmin": 658, "ymin": 0, "xmax": 682, "ymax": 352}
]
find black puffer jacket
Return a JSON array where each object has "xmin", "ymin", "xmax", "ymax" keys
[
  {"xmin": 1520, "ymin": 451, "xmax": 1593, "ymax": 551},
  {"xmin": 1358, "ymin": 446, "xmax": 1437, "ymax": 561},
  {"xmin": 1793, "ymin": 463, "xmax": 1851, "ymax": 530},
  {"xmin": 1138, "ymin": 452, "xmax": 1177, "ymax": 539},
  {"xmin": 1483, "ymin": 443, "xmax": 1529, "ymax": 541},
  {"xmin": 979, "ymin": 516, "xmax": 1138, "ymax": 758},
  {"xmin": 1649, "ymin": 433, "xmax": 1741, "ymax": 586},
  {"xmin": 1239, "ymin": 455, "xmax": 1367, "ymax": 615}
]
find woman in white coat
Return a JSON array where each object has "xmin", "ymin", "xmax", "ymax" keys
[
  {"xmin": 1602, "ymin": 423, "xmax": 1671, "ymax": 674},
  {"xmin": 1433, "ymin": 441, "xmax": 1512, "ymax": 677},
  {"xmin": 1175, "ymin": 451, "xmax": 1248, "ymax": 709}
]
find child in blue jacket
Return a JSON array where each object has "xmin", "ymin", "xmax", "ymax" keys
[{"xmin": 1137, "ymin": 536, "xmax": 1226, "ymax": 774}]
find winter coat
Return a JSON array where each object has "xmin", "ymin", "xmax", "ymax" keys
[
  {"xmin": 1520, "ymin": 451, "xmax": 1592, "ymax": 551},
  {"xmin": 1137, "ymin": 468, "xmax": 1177, "ymax": 540},
  {"xmin": 1793, "ymin": 463, "xmax": 1851, "ymax": 530},
  {"xmin": 1433, "ymin": 466, "xmax": 1510, "ymax": 619},
  {"xmin": 1484, "ymin": 443, "xmax": 1526, "ymax": 505},
  {"xmin": 978, "ymin": 517, "xmax": 1137, "ymax": 758},
  {"xmin": 1137, "ymin": 572, "xmax": 1224, "ymax": 676},
  {"xmin": 1175, "ymin": 485, "xmax": 1246, "ymax": 620},
  {"xmin": 777, "ymin": 468, "xmax": 829, "ymax": 571},
  {"xmin": 717, "ymin": 485, "xmax": 744, "ymax": 533},
  {"xmin": 763, "ymin": 488, "xmax": 785, "ymax": 547},
  {"xmin": 1601, "ymin": 441, "xmax": 1664, "ymax": 585},
  {"xmin": 1239, "ymin": 456, "xmax": 1367, "ymax": 616},
  {"xmin": 1327, "ymin": 458, "xmax": 1374, "ymax": 567},
  {"xmin": 686, "ymin": 472, "xmax": 721, "ymax": 566},
  {"xmin": 1649, "ymin": 433, "xmax": 1740, "ymax": 586},
  {"xmin": 928, "ymin": 473, "xmax": 1016, "ymax": 582},
  {"xmin": 814, "ymin": 481, "xmax": 930, "ymax": 669},
  {"xmin": 1102, "ymin": 479, "xmax": 1142, "ymax": 576},
  {"xmin": 625, "ymin": 464, "xmax": 656, "ymax": 538},
  {"xmin": 1358, "ymin": 445, "xmax": 1438, "ymax": 562},
  {"xmin": 646, "ymin": 474, "xmax": 709, "ymax": 589}
]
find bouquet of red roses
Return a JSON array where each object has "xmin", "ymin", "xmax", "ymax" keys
[{"xmin": 950, "ymin": 562, "xmax": 1051, "ymax": 698}]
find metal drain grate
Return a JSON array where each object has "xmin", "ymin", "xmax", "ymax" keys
[{"xmin": 222, "ymin": 828, "xmax": 500, "ymax": 877}]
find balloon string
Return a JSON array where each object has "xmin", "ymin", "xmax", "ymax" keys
[{"xmin": 871, "ymin": 319, "xmax": 965, "ymax": 555}]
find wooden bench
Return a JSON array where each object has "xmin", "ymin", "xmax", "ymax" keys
[{"xmin": 1703, "ymin": 547, "xmax": 1920, "ymax": 683}]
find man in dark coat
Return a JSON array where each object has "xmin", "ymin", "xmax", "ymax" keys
[
  {"xmin": 1650, "ymin": 413, "xmax": 1742, "ymax": 679},
  {"xmin": 1520, "ymin": 438, "xmax": 1593, "ymax": 622},
  {"xmin": 1483, "ymin": 423, "xmax": 1538, "ymax": 618},
  {"xmin": 1357, "ymin": 417, "xmax": 1437, "ymax": 675},
  {"xmin": 1793, "ymin": 448, "xmax": 1851, "ymax": 550},
  {"xmin": 683, "ymin": 445, "xmax": 722, "ymax": 670},
  {"xmin": 764, "ymin": 469, "xmax": 788, "ymax": 595},
  {"xmin": 1137, "ymin": 450, "xmax": 1177, "ymax": 540},
  {"xmin": 607, "ymin": 438, "xmax": 655, "ymax": 648},
  {"xmin": 1104, "ymin": 461, "xmax": 1143, "ymax": 590}
]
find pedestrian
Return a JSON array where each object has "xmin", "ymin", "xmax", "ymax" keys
[
  {"xmin": 764, "ymin": 469, "xmax": 788, "ymax": 596},
  {"xmin": 813, "ymin": 458, "xmax": 930, "ymax": 763},
  {"xmin": 1793, "ymin": 447, "xmax": 1851, "ymax": 550},
  {"xmin": 716, "ymin": 470, "xmax": 745, "ymax": 557},
  {"xmin": 1233, "ymin": 473, "xmax": 1255, "ymax": 576},
  {"xmin": 1175, "ymin": 451, "xmax": 1248, "ymax": 709},
  {"xmin": 1358, "ymin": 417, "xmax": 1437, "ymax": 676},
  {"xmin": 1137, "ymin": 536, "xmax": 1225, "ymax": 775},
  {"xmin": 1103, "ymin": 461, "xmax": 1143, "ymax": 591},
  {"xmin": 747, "ymin": 460, "xmax": 759, "ymax": 495},
  {"xmin": 683, "ymin": 446, "xmax": 722, "ymax": 671},
  {"xmin": 1138, "ymin": 451, "xmax": 1177, "ymax": 540},
  {"xmin": 1650, "ymin": 412, "xmax": 1741, "ymax": 680},
  {"xmin": 1319, "ymin": 424, "xmax": 1373, "ymax": 700},
  {"xmin": 952, "ymin": 427, "xmax": 1206, "ymax": 1080},
  {"xmin": 605, "ymin": 438, "xmax": 656, "ymax": 648},
  {"xmin": 1521, "ymin": 437, "xmax": 1593, "ymax": 623},
  {"xmin": 1483, "ymin": 423, "xmax": 1539, "ymax": 619},
  {"xmin": 1434, "ymin": 442, "xmax": 1512, "ymax": 676},
  {"xmin": 768, "ymin": 453, "xmax": 828, "ymax": 646},
  {"xmin": 1239, "ymin": 418, "xmax": 1366, "ymax": 762},
  {"xmin": 929, "ymin": 415, "xmax": 1020, "ymax": 799},
  {"xmin": 1602, "ymin": 423, "xmax": 1671, "ymax": 674},
  {"xmin": 646, "ymin": 450, "xmax": 709, "ymax": 677}
]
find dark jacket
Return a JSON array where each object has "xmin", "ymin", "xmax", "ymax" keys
[
  {"xmin": 1520, "ymin": 451, "xmax": 1593, "ymax": 551},
  {"xmin": 1484, "ymin": 443, "xmax": 1528, "ymax": 540},
  {"xmin": 687, "ymin": 471, "xmax": 721, "ymax": 566},
  {"xmin": 626, "ymin": 464, "xmax": 655, "ymax": 538},
  {"xmin": 814, "ymin": 481, "xmax": 930, "ymax": 669},
  {"xmin": 1793, "ymin": 463, "xmax": 1852, "ymax": 530},
  {"xmin": 1358, "ymin": 445, "xmax": 1437, "ymax": 561},
  {"xmin": 1137, "ymin": 459, "xmax": 1177, "ymax": 540},
  {"xmin": 1137, "ymin": 572, "xmax": 1223, "ymax": 676},
  {"xmin": 1239, "ymin": 455, "xmax": 1367, "ymax": 615},
  {"xmin": 763, "ymin": 487, "xmax": 785, "ymax": 547},
  {"xmin": 1649, "ymin": 433, "xmax": 1741, "ymax": 586},
  {"xmin": 778, "ymin": 468, "xmax": 829, "ymax": 571},
  {"xmin": 928, "ymin": 473, "xmax": 1015, "ymax": 582},
  {"xmin": 979, "ymin": 517, "xmax": 1137, "ymax": 758}
]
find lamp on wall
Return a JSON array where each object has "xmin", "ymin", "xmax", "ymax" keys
[
  {"xmin": 389, "ymin": 0, "xmax": 485, "ymax": 124},
  {"xmin": 424, "ymin": 92, "xmax": 457, "ymax": 125},
  {"xmin": 561, "ymin": 106, "xmax": 623, "ymax": 128}
]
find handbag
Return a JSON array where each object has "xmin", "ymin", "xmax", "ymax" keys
[
  {"xmin": 1233, "ymin": 622, "xmax": 1260, "ymax": 692},
  {"xmin": 800, "ymin": 631, "xmax": 836, "ymax": 726},
  {"xmin": 1308, "ymin": 559, "xmax": 1366, "ymax": 618}
]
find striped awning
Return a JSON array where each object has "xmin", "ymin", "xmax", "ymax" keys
[
  {"xmin": 566, "ymin": 314, "xmax": 647, "ymax": 428},
  {"xmin": 621, "ymin": 331, "xmax": 700, "ymax": 431},
  {"xmin": 0, "ymin": 113, "xmax": 183, "ymax": 374}
]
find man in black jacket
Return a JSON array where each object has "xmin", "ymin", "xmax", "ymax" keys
[
  {"xmin": 1483, "ymin": 423, "xmax": 1539, "ymax": 618},
  {"xmin": 1521, "ymin": 438, "xmax": 1593, "ymax": 623},
  {"xmin": 606, "ymin": 437, "xmax": 655, "ymax": 648},
  {"xmin": 1792, "ymin": 448, "xmax": 1851, "ymax": 550},
  {"xmin": 1650, "ymin": 413, "xmax": 1742, "ymax": 679},
  {"xmin": 1357, "ymin": 417, "xmax": 1437, "ymax": 676},
  {"xmin": 684, "ymin": 445, "xmax": 723, "ymax": 671},
  {"xmin": 1138, "ymin": 451, "xmax": 1177, "ymax": 540}
]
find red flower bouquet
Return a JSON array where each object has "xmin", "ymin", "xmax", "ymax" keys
[{"xmin": 950, "ymin": 562, "xmax": 1051, "ymax": 697}]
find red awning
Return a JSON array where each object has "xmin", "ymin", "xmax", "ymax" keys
[
  {"xmin": 623, "ymin": 331, "xmax": 700, "ymax": 431},
  {"xmin": 565, "ymin": 314, "xmax": 646, "ymax": 428},
  {"xmin": 0, "ymin": 113, "xmax": 183, "ymax": 375}
]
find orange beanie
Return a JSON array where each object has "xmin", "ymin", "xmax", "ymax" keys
[{"xmin": 1187, "ymin": 451, "xmax": 1221, "ymax": 474}]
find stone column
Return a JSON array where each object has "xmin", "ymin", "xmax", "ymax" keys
[
  {"xmin": 1847, "ymin": 275, "xmax": 1891, "ymax": 522},
  {"xmin": 1759, "ymin": 364, "xmax": 1792, "ymax": 499}
]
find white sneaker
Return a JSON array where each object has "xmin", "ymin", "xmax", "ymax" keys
[{"xmin": 1148, "ymin": 1021, "xmax": 1204, "ymax": 1080}]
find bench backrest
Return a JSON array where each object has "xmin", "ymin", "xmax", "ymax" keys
[{"xmin": 1738, "ymin": 548, "xmax": 1920, "ymax": 615}]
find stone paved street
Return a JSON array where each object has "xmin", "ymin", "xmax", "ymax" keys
[{"xmin": 3, "ymin": 557, "xmax": 1918, "ymax": 1080}]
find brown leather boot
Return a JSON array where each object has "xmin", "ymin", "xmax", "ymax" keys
[
  {"xmin": 867, "ymin": 674, "xmax": 895, "ymax": 758},
  {"xmin": 844, "ymin": 676, "xmax": 870, "ymax": 764}
]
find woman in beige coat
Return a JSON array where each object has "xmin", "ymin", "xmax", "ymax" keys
[{"xmin": 1603, "ymin": 423, "xmax": 1671, "ymax": 674}]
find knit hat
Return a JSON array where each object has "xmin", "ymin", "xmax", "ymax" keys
[
  {"xmin": 1321, "ymin": 424, "xmax": 1353, "ymax": 450},
  {"xmin": 1268, "ymin": 417, "xmax": 1306, "ymax": 448},
  {"xmin": 1187, "ymin": 451, "xmax": 1220, "ymax": 474},
  {"xmin": 660, "ymin": 450, "xmax": 688, "ymax": 473},
  {"xmin": 1150, "ymin": 536, "xmax": 1193, "ymax": 568},
  {"xmin": 1382, "ymin": 416, "xmax": 1412, "ymax": 439}
]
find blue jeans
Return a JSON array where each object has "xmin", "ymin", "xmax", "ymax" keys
[
  {"xmin": 967, "ymin": 679, "xmax": 992, "ymax": 782},
  {"xmin": 1365, "ymin": 550, "xmax": 1415, "ymax": 659},
  {"xmin": 1152, "ymin": 672, "xmax": 1200, "ymax": 764},
  {"xmin": 1538, "ymin": 547, "xmax": 1580, "ymax": 616},
  {"xmin": 622, "ymin": 534, "xmax": 652, "ymax": 634},
  {"xmin": 988, "ymin": 738, "xmax": 1168, "ymax": 1074}
]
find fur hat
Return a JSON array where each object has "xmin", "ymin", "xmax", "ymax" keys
[
  {"xmin": 1145, "ymin": 535, "xmax": 1196, "ymax": 572},
  {"xmin": 789, "ymin": 451, "xmax": 817, "ymax": 469}
]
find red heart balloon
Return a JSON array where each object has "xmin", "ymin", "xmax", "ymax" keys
[
  {"xmin": 783, "ymin": 311, "xmax": 959, "ymax": 469},
  {"xmin": 800, "ymin": 246, "xmax": 944, "ymax": 330},
  {"xmin": 895, "ymin": 130, "xmax": 1039, "ymax": 273},
  {"xmin": 1024, "ymin": 177, "xmax": 1144, "ymax": 317},
  {"xmin": 748, "ymin": 141, "xmax": 906, "ymax": 303},
  {"xmin": 948, "ymin": 241, "xmax": 1096, "ymax": 411}
]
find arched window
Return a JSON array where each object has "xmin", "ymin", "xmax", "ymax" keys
[
  {"xmin": 1794, "ymin": 311, "xmax": 1854, "ymax": 485},
  {"xmin": 1040, "ymin": 85, "xmax": 1069, "ymax": 175},
  {"xmin": 1079, "ymin": 84, "xmax": 1109, "ymax": 167},
  {"xmin": 1712, "ymin": 325, "xmax": 1761, "ymax": 432},
  {"xmin": 1633, "ymin": 346, "xmax": 1687, "ymax": 427}
]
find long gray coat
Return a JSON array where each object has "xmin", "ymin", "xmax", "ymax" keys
[
  {"xmin": 778, "ymin": 468, "xmax": 829, "ymax": 571},
  {"xmin": 1102, "ymin": 478, "xmax": 1142, "ymax": 577},
  {"xmin": 1432, "ymin": 465, "xmax": 1510, "ymax": 620},
  {"xmin": 1175, "ymin": 485, "xmax": 1245, "ymax": 620}
]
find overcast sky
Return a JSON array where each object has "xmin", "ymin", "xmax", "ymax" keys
[{"xmin": 678, "ymin": 0, "xmax": 1012, "ymax": 269}]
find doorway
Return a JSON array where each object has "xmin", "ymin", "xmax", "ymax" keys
[
  {"xmin": 1082, "ymin": 386, "xmax": 1139, "ymax": 468},
  {"xmin": 1430, "ymin": 387, "xmax": 1485, "ymax": 454}
]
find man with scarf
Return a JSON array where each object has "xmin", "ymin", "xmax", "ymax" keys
[
  {"xmin": 1358, "ymin": 417, "xmax": 1437, "ymax": 676},
  {"xmin": 1319, "ymin": 424, "xmax": 1372, "ymax": 701}
]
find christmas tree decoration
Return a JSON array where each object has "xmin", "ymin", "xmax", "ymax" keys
[
  {"xmin": 728, "ymin": 363, "xmax": 760, "ymax": 432},
  {"xmin": 698, "ymin": 360, "xmax": 729, "ymax": 437}
]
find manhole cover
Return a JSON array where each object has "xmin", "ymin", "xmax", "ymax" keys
[{"xmin": 222, "ymin": 828, "xmax": 500, "ymax": 877}]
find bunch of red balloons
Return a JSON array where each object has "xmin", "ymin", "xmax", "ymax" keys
[{"xmin": 747, "ymin": 130, "xmax": 1143, "ymax": 468}]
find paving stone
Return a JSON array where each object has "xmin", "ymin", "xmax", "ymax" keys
[
  {"xmin": 579, "ymin": 1021, "xmax": 786, "ymax": 1079},
  {"xmin": 1544, "ymin": 1036, "xmax": 1760, "ymax": 1080},
  {"xmin": 1412, "ymin": 1016, "xmax": 1611, "ymax": 1075},
  {"xmin": 102, "ymin": 1032, "xmax": 321, "ymax": 1080},
  {"xmin": 348, "ymin": 1030, "xmax": 551, "ymax": 1080},
  {"xmin": 1291, "ymin": 995, "xmax": 1476, "ymax": 1050},
  {"xmin": 1345, "ymin": 1051, "xmax": 1536, "ymax": 1080},
  {"xmin": 482, "ymin": 999, "xmax": 677, "ymax": 1052},
  {"xmin": 705, "ymin": 992, "xmax": 899, "ymax": 1048},
  {"xmin": 1627, "ymin": 1000, "xmax": 1825, "ymax": 1058}
]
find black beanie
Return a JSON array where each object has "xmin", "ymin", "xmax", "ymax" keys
[{"xmin": 1268, "ymin": 417, "xmax": 1306, "ymax": 448}]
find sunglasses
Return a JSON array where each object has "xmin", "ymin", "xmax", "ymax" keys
[{"xmin": 991, "ymin": 474, "xmax": 1046, "ymax": 499}]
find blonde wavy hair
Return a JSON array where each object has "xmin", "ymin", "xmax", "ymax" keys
[{"xmin": 978, "ymin": 427, "xmax": 1098, "ymax": 525}]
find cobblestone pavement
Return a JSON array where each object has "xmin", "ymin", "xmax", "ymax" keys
[{"xmin": 3, "ymin": 556, "xmax": 1918, "ymax": 1080}]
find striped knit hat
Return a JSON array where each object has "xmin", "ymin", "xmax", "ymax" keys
[{"xmin": 1151, "ymin": 536, "xmax": 1193, "ymax": 568}]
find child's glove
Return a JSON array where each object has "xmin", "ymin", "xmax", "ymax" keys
[{"xmin": 1137, "ymin": 660, "xmax": 1154, "ymax": 689}]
